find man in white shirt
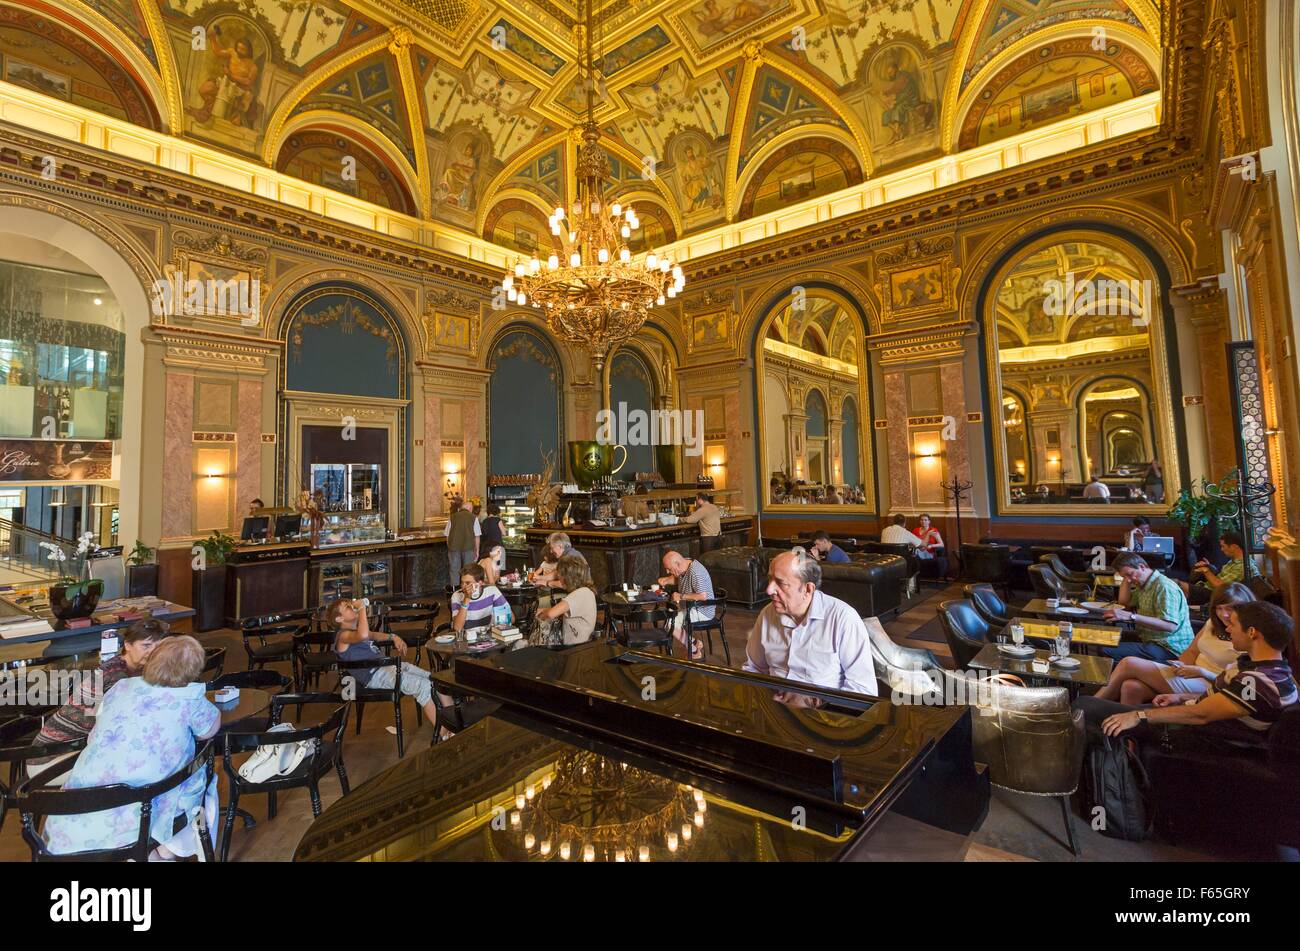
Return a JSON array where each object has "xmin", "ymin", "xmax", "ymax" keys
[
  {"xmin": 880, "ymin": 513, "xmax": 924, "ymax": 549},
  {"xmin": 1083, "ymin": 475, "xmax": 1111, "ymax": 500},
  {"xmin": 743, "ymin": 549, "xmax": 879, "ymax": 700}
]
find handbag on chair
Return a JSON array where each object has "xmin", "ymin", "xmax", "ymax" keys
[{"xmin": 237, "ymin": 724, "xmax": 316, "ymax": 783}]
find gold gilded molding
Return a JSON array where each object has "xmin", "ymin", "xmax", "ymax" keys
[{"xmin": 873, "ymin": 236, "xmax": 961, "ymax": 325}]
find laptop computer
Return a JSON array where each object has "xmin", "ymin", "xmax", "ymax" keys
[{"xmin": 1137, "ymin": 535, "xmax": 1175, "ymax": 558}]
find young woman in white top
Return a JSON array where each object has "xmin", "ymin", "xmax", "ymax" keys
[
  {"xmin": 1091, "ymin": 582, "xmax": 1255, "ymax": 705},
  {"xmin": 535, "ymin": 554, "xmax": 598, "ymax": 645},
  {"xmin": 477, "ymin": 544, "xmax": 506, "ymax": 585}
]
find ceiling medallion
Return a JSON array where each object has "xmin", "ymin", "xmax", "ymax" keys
[{"xmin": 501, "ymin": 0, "xmax": 682, "ymax": 370}]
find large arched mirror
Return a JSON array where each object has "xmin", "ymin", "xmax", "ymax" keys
[
  {"xmin": 985, "ymin": 235, "xmax": 1181, "ymax": 511},
  {"xmin": 757, "ymin": 289, "xmax": 873, "ymax": 509}
]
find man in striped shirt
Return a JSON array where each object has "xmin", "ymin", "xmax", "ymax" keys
[
  {"xmin": 659, "ymin": 551, "xmax": 715, "ymax": 660},
  {"xmin": 1079, "ymin": 601, "xmax": 1296, "ymax": 743},
  {"xmin": 451, "ymin": 563, "xmax": 512, "ymax": 632}
]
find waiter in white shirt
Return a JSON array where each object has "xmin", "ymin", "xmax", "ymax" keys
[{"xmin": 743, "ymin": 549, "xmax": 879, "ymax": 703}]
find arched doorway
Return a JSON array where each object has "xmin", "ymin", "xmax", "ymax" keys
[{"xmin": 0, "ymin": 201, "xmax": 154, "ymax": 548}]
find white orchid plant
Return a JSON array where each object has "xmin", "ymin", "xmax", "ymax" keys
[{"xmin": 40, "ymin": 532, "xmax": 100, "ymax": 590}]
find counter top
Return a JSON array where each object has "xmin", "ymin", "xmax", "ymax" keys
[{"xmin": 525, "ymin": 515, "xmax": 751, "ymax": 543}]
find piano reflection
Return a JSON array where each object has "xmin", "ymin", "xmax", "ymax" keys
[{"xmin": 294, "ymin": 643, "xmax": 990, "ymax": 862}]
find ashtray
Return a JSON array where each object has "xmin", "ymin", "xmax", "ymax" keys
[{"xmin": 214, "ymin": 686, "xmax": 240, "ymax": 703}]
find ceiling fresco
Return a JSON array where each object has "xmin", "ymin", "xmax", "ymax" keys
[{"xmin": 0, "ymin": 0, "xmax": 1163, "ymax": 240}]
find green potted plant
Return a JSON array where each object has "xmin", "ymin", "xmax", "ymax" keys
[
  {"xmin": 40, "ymin": 532, "xmax": 104, "ymax": 620},
  {"xmin": 126, "ymin": 539, "xmax": 158, "ymax": 597},
  {"xmin": 191, "ymin": 530, "xmax": 237, "ymax": 632},
  {"xmin": 1166, "ymin": 471, "xmax": 1239, "ymax": 566}
]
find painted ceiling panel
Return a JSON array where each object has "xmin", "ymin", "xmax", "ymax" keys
[{"xmin": 13, "ymin": 0, "xmax": 1162, "ymax": 239}]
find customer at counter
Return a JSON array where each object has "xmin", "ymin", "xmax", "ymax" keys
[
  {"xmin": 743, "ymin": 548, "xmax": 879, "ymax": 701},
  {"xmin": 480, "ymin": 504, "xmax": 505, "ymax": 552},
  {"xmin": 683, "ymin": 492, "xmax": 722, "ymax": 549},
  {"xmin": 444, "ymin": 501, "xmax": 480, "ymax": 584}
]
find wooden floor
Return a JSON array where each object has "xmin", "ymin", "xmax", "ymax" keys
[{"xmin": 0, "ymin": 584, "xmax": 1227, "ymax": 863}]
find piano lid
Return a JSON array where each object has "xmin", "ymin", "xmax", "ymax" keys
[
  {"xmin": 433, "ymin": 642, "xmax": 965, "ymax": 820},
  {"xmin": 294, "ymin": 712, "xmax": 869, "ymax": 862}
]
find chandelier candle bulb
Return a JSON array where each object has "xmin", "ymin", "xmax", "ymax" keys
[
  {"xmin": 510, "ymin": 810, "xmax": 520, "ymax": 827},
  {"xmin": 667, "ymin": 833, "xmax": 679, "ymax": 852},
  {"xmin": 638, "ymin": 845, "xmax": 650, "ymax": 862},
  {"xmin": 615, "ymin": 850, "xmax": 626, "ymax": 862},
  {"xmin": 582, "ymin": 844, "xmax": 595, "ymax": 862},
  {"xmin": 524, "ymin": 833, "xmax": 535, "ymax": 850},
  {"xmin": 559, "ymin": 841, "xmax": 570, "ymax": 860},
  {"xmin": 515, "ymin": 794, "xmax": 525, "ymax": 810},
  {"xmin": 682, "ymin": 824, "xmax": 692, "ymax": 841},
  {"xmin": 540, "ymin": 839, "xmax": 552, "ymax": 856}
]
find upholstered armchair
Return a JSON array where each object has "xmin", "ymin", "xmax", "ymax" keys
[
  {"xmin": 1038, "ymin": 553, "xmax": 1095, "ymax": 587},
  {"xmin": 1029, "ymin": 563, "xmax": 1090, "ymax": 600},
  {"xmin": 863, "ymin": 616, "xmax": 941, "ymax": 701},
  {"xmin": 960, "ymin": 543, "xmax": 1013, "ymax": 599},
  {"xmin": 939, "ymin": 669, "xmax": 1087, "ymax": 855},
  {"xmin": 963, "ymin": 583, "xmax": 1011, "ymax": 629},
  {"xmin": 937, "ymin": 599, "xmax": 992, "ymax": 669}
]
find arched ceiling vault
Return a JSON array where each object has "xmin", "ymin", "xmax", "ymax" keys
[{"xmin": 4, "ymin": 0, "xmax": 1162, "ymax": 241}]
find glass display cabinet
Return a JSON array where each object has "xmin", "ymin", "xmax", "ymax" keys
[
  {"xmin": 310, "ymin": 463, "xmax": 384, "ymax": 515},
  {"xmin": 499, "ymin": 503, "xmax": 535, "ymax": 549}
]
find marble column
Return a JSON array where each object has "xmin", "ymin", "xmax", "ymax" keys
[
  {"xmin": 1175, "ymin": 280, "xmax": 1236, "ymax": 482},
  {"xmin": 160, "ymin": 372, "xmax": 194, "ymax": 542}
]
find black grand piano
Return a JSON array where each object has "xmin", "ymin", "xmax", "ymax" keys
[{"xmin": 294, "ymin": 643, "xmax": 990, "ymax": 862}]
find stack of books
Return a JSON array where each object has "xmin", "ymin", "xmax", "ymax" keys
[
  {"xmin": 0, "ymin": 616, "xmax": 54, "ymax": 639},
  {"xmin": 492, "ymin": 626, "xmax": 522, "ymax": 644}
]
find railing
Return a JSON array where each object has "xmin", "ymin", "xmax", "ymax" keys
[{"xmin": 0, "ymin": 518, "xmax": 74, "ymax": 580}]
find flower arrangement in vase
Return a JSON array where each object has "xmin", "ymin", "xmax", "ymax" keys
[{"xmin": 40, "ymin": 532, "xmax": 106, "ymax": 620}]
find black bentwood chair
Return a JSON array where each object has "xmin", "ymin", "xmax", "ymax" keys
[
  {"xmin": 380, "ymin": 600, "xmax": 441, "ymax": 667},
  {"xmin": 1039, "ymin": 553, "xmax": 1095, "ymax": 588},
  {"xmin": 682, "ymin": 589, "xmax": 730, "ymax": 665},
  {"xmin": 201, "ymin": 647, "xmax": 227, "ymax": 681},
  {"xmin": 0, "ymin": 717, "xmax": 87, "ymax": 836},
  {"xmin": 16, "ymin": 741, "xmax": 217, "ymax": 862},
  {"xmin": 336, "ymin": 653, "xmax": 425, "ymax": 758},
  {"xmin": 937, "ymin": 599, "xmax": 993, "ymax": 669},
  {"xmin": 607, "ymin": 600, "xmax": 676, "ymax": 656},
  {"xmin": 240, "ymin": 611, "xmax": 311, "ymax": 671},
  {"xmin": 218, "ymin": 693, "xmax": 350, "ymax": 862}
]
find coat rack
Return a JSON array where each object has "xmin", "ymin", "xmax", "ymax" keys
[
  {"xmin": 1201, "ymin": 472, "xmax": 1275, "ymax": 582},
  {"xmin": 939, "ymin": 477, "xmax": 974, "ymax": 580}
]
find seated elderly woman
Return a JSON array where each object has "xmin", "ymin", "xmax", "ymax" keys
[
  {"xmin": 1091, "ymin": 582, "xmax": 1256, "ymax": 705},
  {"xmin": 28, "ymin": 618, "xmax": 169, "ymax": 782},
  {"xmin": 535, "ymin": 554, "xmax": 598, "ymax": 645},
  {"xmin": 42, "ymin": 635, "xmax": 220, "ymax": 860}
]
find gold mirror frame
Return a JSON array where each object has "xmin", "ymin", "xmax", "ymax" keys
[
  {"xmin": 983, "ymin": 230, "xmax": 1183, "ymax": 516},
  {"xmin": 756, "ymin": 287, "xmax": 876, "ymax": 514}
]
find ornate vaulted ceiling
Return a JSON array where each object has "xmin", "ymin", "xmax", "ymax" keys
[{"xmin": 0, "ymin": 0, "xmax": 1163, "ymax": 252}]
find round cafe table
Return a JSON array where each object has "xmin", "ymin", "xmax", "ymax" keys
[{"xmin": 206, "ymin": 688, "xmax": 272, "ymax": 732}]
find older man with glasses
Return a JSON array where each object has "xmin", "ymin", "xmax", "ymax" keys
[{"xmin": 742, "ymin": 547, "xmax": 879, "ymax": 704}]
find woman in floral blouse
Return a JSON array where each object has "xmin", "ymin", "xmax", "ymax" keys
[{"xmin": 42, "ymin": 636, "xmax": 220, "ymax": 860}]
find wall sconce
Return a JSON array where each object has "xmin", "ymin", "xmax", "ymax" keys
[{"xmin": 442, "ymin": 453, "xmax": 464, "ymax": 502}]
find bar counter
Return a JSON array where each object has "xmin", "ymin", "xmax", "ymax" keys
[
  {"xmin": 523, "ymin": 516, "xmax": 753, "ymax": 590},
  {"xmin": 225, "ymin": 534, "xmax": 448, "ymax": 624}
]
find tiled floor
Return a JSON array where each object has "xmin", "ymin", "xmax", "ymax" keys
[{"xmin": 0, "ymin": 585, "xmax": 1233, "ymax": 862}]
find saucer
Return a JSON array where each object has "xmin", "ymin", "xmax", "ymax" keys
[
  {"xmin": 435, "ymin": 634, "xmax": 456, "ymax": 643},
  {"xmin": 1057, "ymin": 606, "xmax": 1089, "ymax": 616},
  {"xmin": 1050, "ymin": 655, "xmax": 1082, "ymax": 668},
  {"xmin": 999, "ymin": 643, "xmax": 1035, "ymax": 656},
  {"xmin": 1081, "ymin": 601, "xmax": 1111, "ymax": 611}
]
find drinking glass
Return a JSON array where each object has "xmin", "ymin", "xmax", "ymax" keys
[
  {"xmin": 1010, "ymin": 621, "xmax": 1025, "ymax": 646},
  {"xmin": 1054, "ymin": 634, "xmax": 1071, "ymax": 660}
]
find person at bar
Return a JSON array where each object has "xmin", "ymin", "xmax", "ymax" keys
[
  {"xmin": 683, "ymin": 492, "xmax": 722, "ymax": 551},
  {"xmin": 443, "ymin": 500, "xmax": 480, "ymax": 586},
  {"xmin": 1102, "ymin": 551, "xmax": 1194, "ymax": 662},
  {"xmin": 743, "ymin": 548, "xmax": 879, "ymax": 701}
]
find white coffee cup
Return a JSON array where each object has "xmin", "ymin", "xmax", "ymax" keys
[{"xmin": 1046, "ymin": 598, "xmax": 1060, "ymax": 609}]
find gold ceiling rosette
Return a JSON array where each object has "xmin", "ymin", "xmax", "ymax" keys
[{"xmin": 502, "ymin": 0, "xmax": 683, "ymax": 371}]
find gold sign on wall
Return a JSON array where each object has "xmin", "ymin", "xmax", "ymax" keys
[
  {"xmin": 873, "ymin": 236, "xmax": 961, "ymax": 323},
  {"xmin": 164, "ymin": 231, "xmax": 269, "ymax": 327},
  {"xmin": 688, "ymin": 309, "xmax": 734, "ymax": 353}
]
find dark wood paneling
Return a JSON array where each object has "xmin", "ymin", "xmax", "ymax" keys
[{"xmin": 158, "ymin": 546, "xmax": 193, "ymax": 608}]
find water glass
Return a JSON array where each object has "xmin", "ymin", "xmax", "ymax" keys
[
  {"xmin": 1010, "ymin": 621, "xmax": 1025, "ymax": 646},
  {"xmin": 1054, "ymin": 634, "xmax": 1071, "ymax": 660}
]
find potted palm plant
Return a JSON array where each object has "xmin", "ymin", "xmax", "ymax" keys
[
  {"xmin": 1166, "ymin": 472, "xmax": 1239, "ymax": 566},
  {"xmin": 191, "ymin": 530, "xmax": 236, "ymax": 632},
  {"xmin": 40, "ymin": 532, "xmax": 104, "ymax": 620},
  {"xmin": 126, "ymin": 539, "xmax": 158, "ymax": 596}
]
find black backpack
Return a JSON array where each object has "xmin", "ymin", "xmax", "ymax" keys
[{"xmin": 1084, "ymin": 735, "xmax": 1152, "ymax": 841}]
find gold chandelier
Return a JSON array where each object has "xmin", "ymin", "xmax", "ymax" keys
[{"xmin": 501, "ymin": 0, "xmax": 683, "ymax": 370}]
